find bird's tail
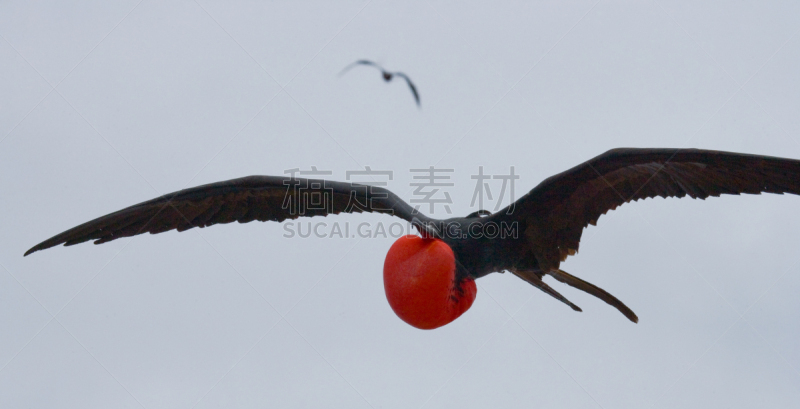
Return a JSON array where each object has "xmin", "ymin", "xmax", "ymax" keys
[
  {"xmin": 548, "ymin": 269, "xmax": 638, "ymax": 323},
  {"xmin": 509, "ymin": 269, "xmax": 582, "ymax": 312}
]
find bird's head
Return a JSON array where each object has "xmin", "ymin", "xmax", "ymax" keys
[
  {"xmin": 382, "ymin": 72, "xmax": 392, "ymax": 81},
  {"xmin": 383, "ymin": 235, "xmax": 477, "ymax": 329}
]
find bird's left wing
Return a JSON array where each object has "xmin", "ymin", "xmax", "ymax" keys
[
  {"xmin": 394, "ymin": 72, "xmax": 420, "ymax": 106},
  {"xmin": 25, "ymin": 175, "xmax": 418, "ymax": 256},
  {"xmin": 493, "ymin": 148, "xmax": 800, "ymax": 272},
  {"xmin": 338, "ymin": 60, "xmax": 381, "ymax": 76}
]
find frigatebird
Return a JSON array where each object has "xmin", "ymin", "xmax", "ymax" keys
[
  {"xmin": 340, "ymin": 60, "xmax": 420, "ymax": 106},
  {"xmin": 25, "ymin": 148, "xmax": 800, "ymax": 329}
]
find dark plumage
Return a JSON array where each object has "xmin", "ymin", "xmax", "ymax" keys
[
  {"xmin": 26, "ymin": 148, "xmax": 800, "ymax": 323},
  {"xmin": 340, "ymin": 60, "xmax": 420, "ymax": 106}
]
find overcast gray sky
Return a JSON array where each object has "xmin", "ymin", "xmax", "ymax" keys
[{"xmin": 2, "ymin": 0, "xmax": 800, "ymax": 408}]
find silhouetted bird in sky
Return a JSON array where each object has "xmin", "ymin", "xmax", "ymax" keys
[
  {"xmin": 340, "ymin": 60, "xmax": 420, "ymax": 107},
  {"xmin": 26, "ymin": 148, "xmax": 800, "ymax": 329}
]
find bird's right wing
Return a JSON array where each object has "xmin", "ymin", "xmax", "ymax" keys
[
  {"xmin": 25, "ymin": 175, "xmax": 419, "ymax": 256},
  {"xmin": 494, "ymin": 148, "xmax": 800, "ymax": 272}
]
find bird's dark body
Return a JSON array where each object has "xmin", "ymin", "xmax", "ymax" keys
[
  {"xmin": 25, "ymin": 148, "xmax": 800, "ymax": 323},
  {"xmin": 428, "ymin": 216, "xmax": 527, "ymax": 280},
  {"xmin": 340, "ymin": 60, "xmax": 420, "ymax": 106}
]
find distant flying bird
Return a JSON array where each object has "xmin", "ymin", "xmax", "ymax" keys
[
  {"xmin": 340, "ymin": 60, "xmax": 420, "ymax": 107},
  {"xmin": 26, "ymin": 148, "xmax": 800, "ymax": 329}
]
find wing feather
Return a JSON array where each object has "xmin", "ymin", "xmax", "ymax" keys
[
  {"xmin": 494, "ymin": 148, "xmax": 800, "ymax": 271},
  {"xmin": 25, "ymin": 175, "xmax": 419, "ymax": 256}
]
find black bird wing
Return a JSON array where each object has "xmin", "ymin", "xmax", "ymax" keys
[
  {"xmin": 25, "ymin": 176, "xmax": 420, "ymax": 256},
  {"xmin": 392, "ymin": 72, "xmax": 420, "ymax": 106},
  {"xmin": 339, "ymin": 60, "xmax": 383, "ymax": 76},
  {"xmin": 496, "ymin": 148, "xmax": 800, "ymax": 273}
]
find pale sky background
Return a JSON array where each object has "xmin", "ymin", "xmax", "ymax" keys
[{"xmin": 2, "ymin": 1, "xmax": 800, "ymax": 408}]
